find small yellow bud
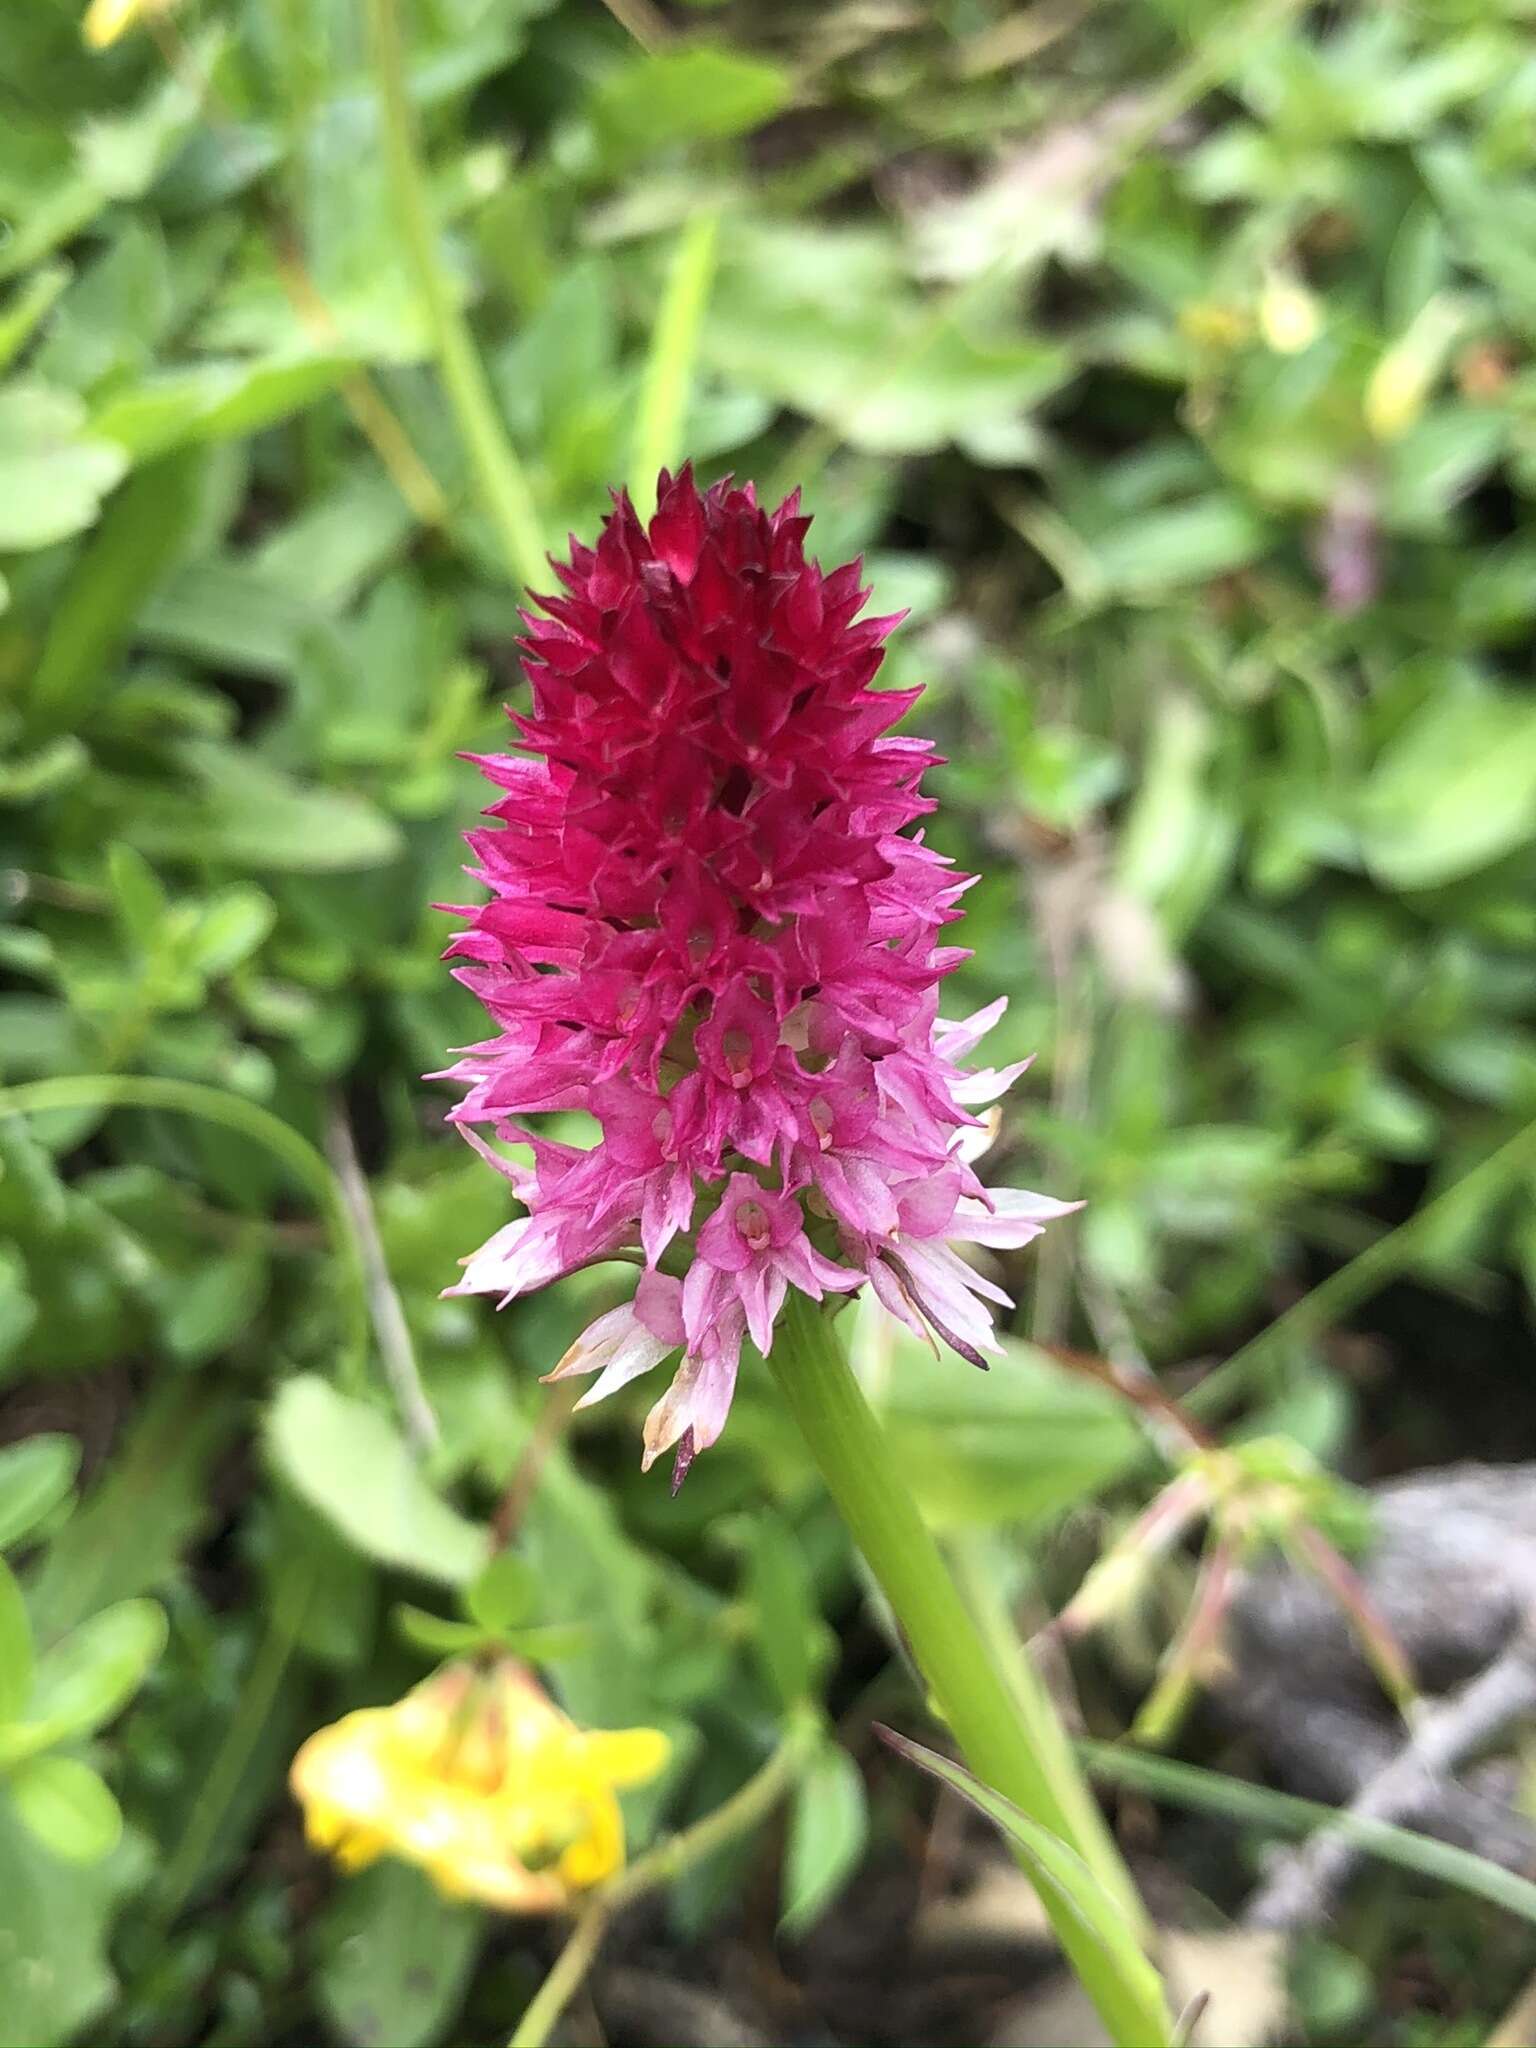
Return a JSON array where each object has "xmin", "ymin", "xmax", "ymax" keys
[
  {"xmin": 82, "ymin": 0, "xmax": 176, "ymax": 48},
  {"xmin": 1364, "ymin": 295, "xmax": 1468, "ymax": 442},
  {"xmin": 1258, "ymin": 273, "xmax": 1322, "ymax": 355},
  {"xmin": 1364, "ymin": 348, "xmax": 1431, "ymax": 441}
]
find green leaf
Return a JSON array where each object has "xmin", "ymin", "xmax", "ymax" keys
[
  {"xmin": 266, "ymin": 1376, "xmax": 486, "ymax": 1586},
  {"xmin": 0, "ymin": 736, "xmax": 89, "ymax": 805},
  {"xmin": 0, "ymin": 1600, "xmax": 167, "ymax": 1764},
  {"xmin": 394, "ymin": 1605, "xmax": 487, "ymax": 1658},
  {"xmin": 1087, "ymin": 495, "xmax": 1271, "ymax": 599},
  {"xmin": 30, "ymin": 1385, "xmax": 236, "ymax": 1637},
  {"xmin": 139, "ymin": 558, "xmax": 317, "ymax": 677},
  {"xmin": 1382, "ymin": 405, "xmax": 1504, "ymax": 530},
  {"xmin": 315, "ymin": 1858, "xmax": 481, "ymax": 2048},
  {"xmin": 592, "ymin": 45, "xmax": 793, "ymax": 164},
  {"xmin": 1359, "ymin": 682, "xmax": 1536, "ymax": 889},
  {"xmin": 162, "ymin": 1244, "xmax": 268, "ymax": 1366},
  {"xmin": 105, "ymin": 843, "xmax": 169, "ymax": 952},
  {"xmin": 117, "ymin": 738, "xmax": 404, "ymax": 873},
  {"xmin": 0, "ymin": 264, "xmax": 70, "ymax": 376},
  {"xmin": 704, "ymin": 223, "xmax": 1069, "ymax": 455},
  {"xmin": 0, "ymin": 382, "xmax": 127, "ymax": 551},
  {"xmin": 0, "ymin": 1257, "xmax": 37, "ymax": 1386},
  {"xmin": 7, "ymin": 1756, "xmax": 123, "ymax": 1866},
  {"xmin": 464, "ymin": 1548, "xmax": 535, "ymax": 1633},
  {"xmin": 91, "ymin": 353, "xmax": 357, "ymax": 463},
  {"xmin": 745, "ymin": 1520, "xmax": 821, "ymax": 1710},
  {"xmin": 0, "ymin": 1799, "xmax": 144, "ymax": 2048},
  {"xmin": 267, "ymin": 1494, "xmax": 379, "ymax": 1671},
  {"xmin": 881, "ymin": 1331, "xmax": 1140, "ymax": 1532},
  {"xmin": 185, "ymin": 884, "xmax": 277, "ymax": 978},
  {"xmin": 0, "ymin": 1436, "xmax": 79, "ymax": 1553},
  {"xmin": 27, "ymin": 448, "xmax": 209, "ymax": 736},
  {"xmin": 74, "ymin": 49, "xmax": 205, "ymax": 201},
  {"xmin": 881, "ymin": 1728, "xmax": 1170, "ymax": 2042},
  {"xmin": 780, "ymin": 1740, "xmax": 868, "ymax": 1935},
  {"xmin": 501, "ymin": 1621, "xmax": 593, "ymax": 1663},
  {"xmin": 0, "ymin": 1560, "xmax": 33, "ymax": 1725}
]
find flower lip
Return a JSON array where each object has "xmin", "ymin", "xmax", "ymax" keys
[{"xmin": 736, "ymin": 1196, "xmax": 772, "ymax": 1252}]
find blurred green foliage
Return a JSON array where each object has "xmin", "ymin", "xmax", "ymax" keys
[{"xmin": 2, "ymin": 0, "xmax": 1535, "ymax": 2040}]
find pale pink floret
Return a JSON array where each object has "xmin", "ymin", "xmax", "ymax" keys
[
  {"xmin": 442, "ymin": 468, "xmax": 1076, "ymax": 1481},
  {"xmin": 687, "ymin": 1177, "xmax": 861, "ymax": 1359},
  {"xmin": 543, "ymin": 1271, "xmax": 685, "ymax": 1409}
]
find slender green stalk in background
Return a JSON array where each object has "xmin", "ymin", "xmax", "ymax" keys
[
  {"xmin": 630, "ymin": 208, "xmax": 722, "ymax": 519},
  {"xmin": 154, "ymin": 1571, "xmax": 312, "ymax": 1920},
  {"xmin": 1080, "ymin": 1740, "xmax": 1536, "ymax": 1928},
  {"xmin": 0, "ymin": 1076, "xmax": 369, "ymax": 1392},
  {"xmin": 367, "ymin": 0, "xmax": 547, "ymax": 592},
  {"xmin": 769, "ymin": 1294, "xmax": 1172, "ymax": 2048},
  {"xmin": 510, "ymin": 1707, "xmax": 820, "ymax": 2048}
]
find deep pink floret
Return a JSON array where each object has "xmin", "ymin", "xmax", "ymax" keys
[{"xmin": 441, "ymin": 468, "xmax": 1076, "ymax": 1481}]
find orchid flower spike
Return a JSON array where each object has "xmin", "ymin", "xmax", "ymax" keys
[{"xmin": 441, "ymin": 468, "xmax": 1078, "ymax": 1485}]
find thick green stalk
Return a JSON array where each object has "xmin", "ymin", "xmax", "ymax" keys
[
  {"xmin": 947, "ymin": 1528, "xmax": 1151, "ymax": 1940},
  {"xmin": 367, "ymin": 0, "xmax": 546, "ymax": 593},
  {"xmin": 770, "ymin": 1293, "xmax": 1171, "ymax": 2047}
]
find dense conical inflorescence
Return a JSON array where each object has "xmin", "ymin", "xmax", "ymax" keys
[{"xmin": 442, "ymin": 467, "xmax": 1074, "ymax": 1483}]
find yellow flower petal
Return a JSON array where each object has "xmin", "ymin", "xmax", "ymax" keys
[
  {"xmin": 580, "ymin": 1727, "xmax": 671, "ymax": 1789},
  {"xmin": 81, "ymin": 0, "xmax": 173, "ymax": 48},
  {"xmin": 558, "ymin": 1786, "xmax": 624, "ymax": 1890}
]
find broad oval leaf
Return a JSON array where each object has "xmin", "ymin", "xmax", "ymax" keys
[
  {"xmin": 316, "ymin": 1858, "xmax": 481, "ymax": 2048},
  {"xmin": 0, "ymin": 1436, "xmax": 79, "ymax": 1553},
  {"xmin": 781, "ymin": 1740, "xmax": 868, "ymax": 1936},
  {"xmin": 0, "ymin": 1599, "xmax": 167, "ymax": 1763},
  {"xmin": 1359, "ymin": 682, "xmax": 1536, "ymax": 889},
  {"xmin": 8, "ymin": 1755, "xmax": 123, "ymax": 1866},
  {"xmin": 266, "ymin": 1376, "xmax": 486, "ymax": 1586},
  {"xmin": 0, "ymin": 381, "xmax": 127, "ymax": 551},
  {"xmin": 464, "ymin": 1549, "xmax": 535, "ymax": 1634}
]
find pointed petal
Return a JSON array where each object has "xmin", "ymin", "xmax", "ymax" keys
[
  {"xmin": 951, "ymin": 1188, "xmax": 1083, "ymax": 1248},
  {"xmin": 932, "ymin": 997, "xmax": 1007, "ymax": 1062}
]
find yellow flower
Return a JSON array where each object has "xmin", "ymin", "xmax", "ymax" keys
[
  {"xmin": 1364, "ymin": 295, "xmax": 1467, "ymax": 442},
  {"xmin": 82, "ymin": 0, "xmax": 177, "ymax": 50},
  {"xmin": 1257, "ymin": 272, "xmax": 1322, "ymax": 355},
  {"xmin": 1364, "ymin": 346, "xmax": 1431, "ymax": 442},
  {"xmin": 290, "ymin": 1661, "xmax": 669, "ymax": 1912}
]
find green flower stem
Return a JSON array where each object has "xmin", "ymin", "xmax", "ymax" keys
[
  {"xmin": 510, "ymin": 1708, "xmax": 819, "ymax": 2048},
  {"xmin": 769, "ymin": 1293, "xmax": 1171, "ymax": 2048},
  {"xmin": 946, "ymin": 1527, "xmax": 1153, "ymax": 1941},
  {"xmin": 367, "ymin": 0, "xmax": 547, "ymax": 594}
]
